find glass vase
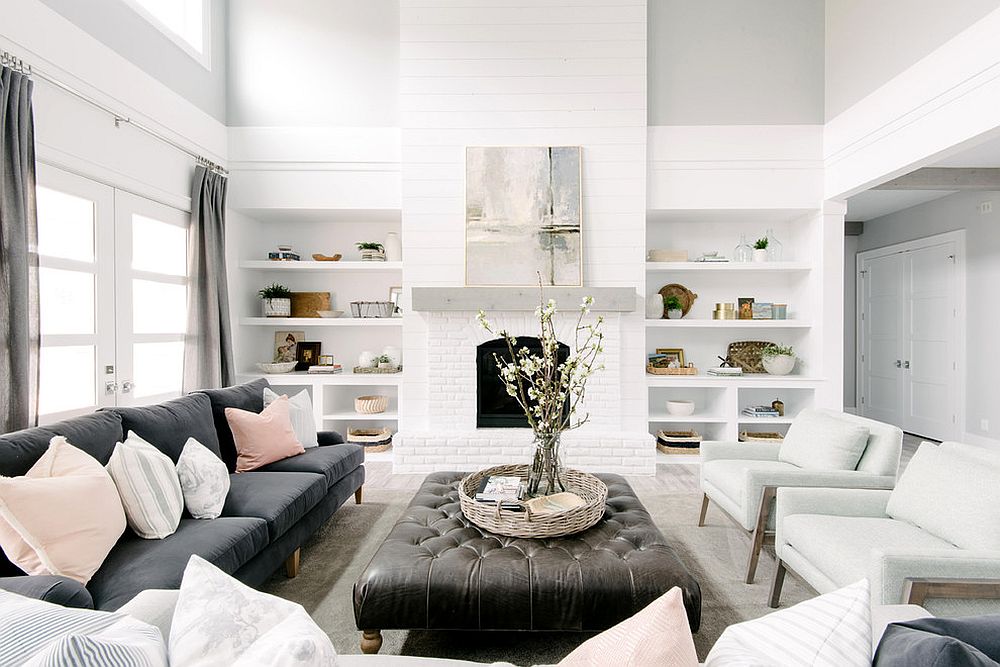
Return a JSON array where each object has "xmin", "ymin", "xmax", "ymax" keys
[
  {"xmin": 734, "ymin": 234, "xmax": 753, "ymax": 263},
  {"xmin": 527, "ymin": 433, "xmax": 565, "ymax": 497},
  {"xmin": 766, "ymin": 228, "xmax": 783, "ymax": 261}
]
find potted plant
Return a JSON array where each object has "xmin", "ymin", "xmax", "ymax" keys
[
  {"xmin": 761, "ymin": 344, "xmax": 796, "ymax": 375},
  {"xmin": 753, "ymin": 237, "xmax": 769, "ymax": 262},
  {"xmin": 357, "ymin": 241, "xmax": 386, "ymax": 262},
  {"xmin": 664, "ymin": 295, "xmax": 683, "ymax": 319},
  {"xmin": 374, "ymin": 354, "xmax": 395, "ymax": 370},
  {"xmin": 478, "ymin": 294, "xmax": 604, "ymax": 497},
  {"xmin": 258, "ymin": 283, "xmax": 292, "ymax": 318}
]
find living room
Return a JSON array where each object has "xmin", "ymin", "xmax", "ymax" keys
[{"xmin": 1, "ymin": 0, "xmax": 999, "ymax": 665}]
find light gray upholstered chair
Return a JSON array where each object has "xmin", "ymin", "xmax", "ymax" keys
[
  {"xmin": 770, "ymin": 441, "xmax": 1000, "ymax": 611},
  {"xmin": 698, "ymin": 409, "xmax": 903, "ymax": 583}
]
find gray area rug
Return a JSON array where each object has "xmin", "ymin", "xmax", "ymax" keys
[{"xmin": 263, "ymin": 483, "xmax": 811, "ymax": 665}]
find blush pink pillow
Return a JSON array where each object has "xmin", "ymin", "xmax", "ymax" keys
[
  {"xmin": 558, "ymin": 587, "xmax": 698, "ymax": 667},
  {"xmin": 0, "ymin": 436, "xmax": 126, "ymax": 584},
  {"xmin": 226, "ymin": 396, "xmax": 305, "ymax": 473}
]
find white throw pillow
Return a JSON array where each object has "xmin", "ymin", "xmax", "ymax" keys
[
  {"xmin": 106, "ymin": 431, "xmax": 184, "ymax": 539},
  {"xmin": 264, "ymin": 387, "xmax": 318, "ymax": 448},
  {"xmin": 175, "ymin": 437, "xmax": 231, "ymax": 520},
  {"xmin": 169, "ymin": 555, "xmax": 338, "ymax": 666},
  {"xmin": 0, "ymin": 590, "xmax": 166, "ymax": 667},
  {"xmin": 778, "ymin": 409, "xmax": 870, "ymax": 470},
  {"xmin": 705, "ymin": 579, "xmax": 872, "ymax": 667}
]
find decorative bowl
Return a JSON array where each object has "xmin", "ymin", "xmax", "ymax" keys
[
  {"xmin": 763, "ymin": 354, "xmax": 796, "ymax": 376},
  {"xmin": 666, "ymin": 399, "xmax": 696, "ymax": 416},
  {"xmin": 256, "ymin": 361, "xmax": 297, "ymax": 374},
  {"xmin": 355, "ymin": 395, "xmax": 389, "ymax": 414},
  {"xmin": 317, "ymin": 310, "xmax": 344, "ymax": 318}
]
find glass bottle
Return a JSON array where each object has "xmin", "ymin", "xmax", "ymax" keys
[
  {"xmin": 766, "ymin": 228, "xmax": 783, "ymax": 261},
  {"xmin": 734, "ymin": 234, "xmax": 753, "ymax": 263}
]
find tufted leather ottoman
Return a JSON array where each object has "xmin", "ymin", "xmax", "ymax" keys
[{"xmin": 352, "ymin": 472, "xmax": 701, "ymax": 653}]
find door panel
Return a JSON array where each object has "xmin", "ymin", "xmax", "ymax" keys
[{"xmin": 860, "ymin": 253, "xmax": 903, "ymax": 426}]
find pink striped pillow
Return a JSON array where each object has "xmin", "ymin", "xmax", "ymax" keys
[{"xmin": 225, "ymin": 396, "xmax": 305, "ymax": 473}]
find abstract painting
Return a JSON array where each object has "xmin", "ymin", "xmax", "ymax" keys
[{"xmin": 466, "ymin": 146, "xmax": 582, "ymax": 286}]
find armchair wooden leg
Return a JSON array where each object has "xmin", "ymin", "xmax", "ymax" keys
[
  {"xmin": 745, "ymin": 486, "xmax": 777, "ymax": 584},
  {"xmin": 354, "ymin": 485, "xmax": 363, "ymax": 505},
  {"xmin": 769, "ymin": 559, "xmax": 786, "ymax": 608},
  {"xmin": 285, "ymin": 548, "xmax": 301, "ymax": 578},
  {"xmin": 698, "ymin": 493, "xmax": 710, "ymax": 527},
  {"xmin": 360, "ymin": 630, "xmax": 383, "ymax": 654}
]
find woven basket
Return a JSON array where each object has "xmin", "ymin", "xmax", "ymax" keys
[
  {"xmin": 354, "ymin": 395, "xmax": 388, "ymax": 414},
  {"xmin": 646, "ymin": 364, "xmax": 699, "ymax": 376},
  {"xmin": 459, "ymin": 465, "xmax": 607, "ymax": 538}
]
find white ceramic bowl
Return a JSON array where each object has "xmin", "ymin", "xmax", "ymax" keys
[
  {"xmin": 256, "ymin": 361, "xmax": 297, "ymax": 374},
  {"xmin": 763, "ymin": 354, "xmax": 796, "ymax": 376},
  {"xmin": 317, "ymin": 310, "xmax": 344, "ymax": 318},
  {"xmin": 666, "ymin": 399, "xmax": 696, "ymax": 416}
]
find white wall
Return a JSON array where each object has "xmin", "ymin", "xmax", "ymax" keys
[
  {"xmin": 847, "ymin": 191, "xmax": 1000, "ymax": 443},
  {"xmin": 648, "ymin": 0, "xmax": 824, "ymax": 125},
  {"xmin": 226, "ymin": 0, "xmax": 399, "ymax": 127},
  {"xmin": 825, "ymin": 0, "xmax": 1000, "ymax": 120}
]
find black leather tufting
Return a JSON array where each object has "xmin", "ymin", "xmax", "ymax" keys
[{"xmin": 353, "ymin": 472, "xmax": 701, "ymax": 634}]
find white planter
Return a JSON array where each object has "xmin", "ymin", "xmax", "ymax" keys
[
  {"xmin": 763, "ymin": 354, "xmax": 796, "ymax": 375},
  {"xmin": 752, "ymin": 249, "xmax": 768, "ymax": 262},
  {"xmin": 384, "ymin": 232, "xmax": 402, "ymax": 262},
  {"xmin": 382, "ymin": 345, "xmax": 402, "ymax": 367},
  {"xmin": 666, "ymin": 400, "xmax": 695, "ymax": 416},
  {"xmin": 645, "ymin": 293, "xmax": 664, "ymax": 319},
  {"xmin": 262, "ymin": 298, "xmax": 291, "ymax": 317},
  {"xmin": 361, "ymin": 248, "xmax": 386, "ymax": 262},
  {"xmin": 666, "ymin": 308, "xmax": 683, "ymax": 319}
]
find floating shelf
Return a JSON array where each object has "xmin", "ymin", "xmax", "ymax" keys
[
  {"xmin": 240, "ymin": 317, "xmax": 402, "ymax": 327},
  {"xmin": 648, "ymin": 414, "xmax": 728, "ymax": 423},
  {"xmin": 238, "ymin": 371, "xmax": 404, "ymax": 386},
  {"xmin": 645, "ymin": 262, "xmax": 811, "ymax": 273},
  {"xmin": 239, "ymin": 260, "xmax": 403, "ymax": 272},
  {"xmin": 646, "ymin": 375, "xmax": 823, "ymax": 388},
  {"xmin": 739, "ymin": 417, "xmax": 795, "ymax": 425},
  {"xmin": 322, "ymin": 412, "xmax": 399, "ymax": 421},
  {"xmin": 645, "ymin": 319, "xmax": 811, "ymax": 328}
]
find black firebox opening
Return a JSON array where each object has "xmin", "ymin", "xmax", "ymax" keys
[{"xmin": 476, "ymin": 336, "xmax": 570, "ymax": 428}]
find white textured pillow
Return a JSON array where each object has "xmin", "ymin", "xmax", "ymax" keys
[
  {"xmin": 170, "ymin": 555, "xmax": 338, "ymax": 666},
  {"xmin": 705, "ymin": 579, "xmax": 872, "ymax": 666},
  {"xmin": 106, "ymin": 432, "xmax": 184, "ymax": 539},
  {"xmin": 175, "ymin": 438, "xmax": 231, "ymax": 520},
  {"xmin": 264, "ymin": 388, "xmax": 318, "ymax": 448},
  {"xmin": 887, "ymin": 443, "xmax": 1000, "ymax": 550},
  {"xmin": 778, "ymin": 410, "xmax": 870, "ymax": 470}
]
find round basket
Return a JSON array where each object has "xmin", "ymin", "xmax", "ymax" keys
[
  {"xmin": 354, "ymin": 395, "xmax": 389, "ymax": 414},
  {"xmin": 458, "ymin": 465, "xmax": 608, "ymax": 539}
]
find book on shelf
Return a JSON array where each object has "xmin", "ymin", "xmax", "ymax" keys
[
  {"xmin": 742, "ymin": 410, "xmax": 779, "ymax": 418},
  {"xmin": 475, "ymin": 475, "xmax": 526, "ymax": 510},
  {"xmin": 307, "ymin": 365, "xmax": 343, "ymax": 374},
  {"xmin": 267, "ymin": 251, "xmax": 300, "ymax": 261},
  {"xmin": 707, "ymin": 367, "xmax": 743, "ymax": 376},
  {"xmin": 523, "ymin": 492, "xmax": 585, "ymax": 515}
]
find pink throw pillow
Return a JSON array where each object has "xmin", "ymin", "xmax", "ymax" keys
[
  {"xmin": 226, "ymin": 395, "xmax": 305, "ymax": 473},
  {"xmin": 0, "ymin": 436, "xmax": 127, "ymax": 584},
  {"xmin": 558, "ymin": 587, "xmax": 698, "ymax": 667}
]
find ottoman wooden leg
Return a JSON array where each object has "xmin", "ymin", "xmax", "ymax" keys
[
  {"xmin": 285, "ymin": 548, "xmax": 301, "ymax": 578},
  {"xmin": 360, "ymin": 630, "xmax": 382, "ymax": 654},
  {"xmin": 697, "ymin": 493, "xmax": 710, "ymax": 527},
  {"xmin": 355, "ymin": 486, "xmax": 363, "ymax": 504}
]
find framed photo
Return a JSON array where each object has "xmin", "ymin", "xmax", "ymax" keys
[
  {"xmin": 389, "ymin": 286, "xmax": 402, "ymax": 314},
  {"xmin": 655, "ymin": 348, "xmax": 686, "ymax": 368},
  {"xmin": 751, "ymin": 302, "xmax": 774, "ymax": 320},
  {"xmin": 737, "ymin": 298, "xmax": 755, "ymax": 320},
  {"xmin": 274, "ymin": 331, "xmax": 305, "ymax": 363},
  {"xmin": 295, "ymin": 342, "xmax": 322, "ymax": 370}
]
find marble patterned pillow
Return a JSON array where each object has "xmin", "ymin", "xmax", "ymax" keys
[{"xmin": 175, "ymin": 438, "xmax": 230, "ymax": 520}]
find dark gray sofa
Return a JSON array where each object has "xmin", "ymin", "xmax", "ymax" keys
[{"xmin": 0, "ymin": 379, "xmax": 364, "ymax": 611}]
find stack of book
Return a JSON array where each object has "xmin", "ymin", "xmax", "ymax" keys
[
  {"xmin": 707, "ymin": 367, "xmax": 743, "ymax": 377},
  {"xmin": 475, "ymin": 475, "xmax": 526, "ymax": 511},
  {"xmin": 742, "ymin": 405, "xmax": 780, "ymax": 418},
  {"xmin": 267, "ymin": 251, "xmax": 300, "ymax": 261},
  {"xmin": 307, "ymin": 364, "xmax": 343, "ymax": 374}
]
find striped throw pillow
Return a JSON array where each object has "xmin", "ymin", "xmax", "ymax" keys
[
  {"xmin": 106, "ymin": 432, "xmax": 184, "ymax": 539},
  {"xmin": 705, "ymin": 579, "xmax": 872, "ymax": 667},
  {"xmin": 27, "ymin": 616, "xmax": 167, "ymax": 667}
]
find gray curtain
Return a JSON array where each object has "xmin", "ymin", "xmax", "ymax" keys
[
  {"xmin": 183, "ymin": 165, "xmax": 234, "ymax": 391},
  {"xmin": 0, "ymin": 66, "xmax": 39, "ymax": 432}
]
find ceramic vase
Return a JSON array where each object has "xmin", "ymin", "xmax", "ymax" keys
[
  {"xmin": 752, "ymin": 248, "xmax": 768, "ymax": 263},
  {"xmin": 384, "ymin": 232, "xmax": 402, "ymax": 262},
  {"xmin": 667, "ymin": 308, "xmax": 683, "ymax": 319},
  {"xmin": 645, "ymin": 293, "xmax": 664, "ymax": 319},
  {"xmin": 358, "ymin": 350, "xmax": 377, "ymax": 368},
  {"xmin": 763, "ymin": 354, "xmax": 796, "ymax": 375},
  {"xmin": 262, "ymin": 298, "xmax": 291, "ymax": 317}
]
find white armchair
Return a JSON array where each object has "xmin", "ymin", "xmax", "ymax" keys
[
  {"xmin": 770, "ymin": 442, "xmax": 1000, "ymax": 611},
  {"xmin": 698, "ymin": 409, "xmax": 902, "ymax": 583}
]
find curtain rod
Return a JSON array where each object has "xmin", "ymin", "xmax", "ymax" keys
[{"xmin": 1, "ymin": 50, "xmax": 228, "ymax": 177}]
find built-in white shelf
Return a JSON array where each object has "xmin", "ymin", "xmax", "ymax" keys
[
  {"xmin": 738, "ymin": 417, "xmax": 795, "ymax": 425},
  {"xmin": 241, "ymin": 317, "xmax": 402, "ymax": 327},
  {"xmin": 645, "ymin": 319, "xmax": 810, "ymax": 328},
  {"xmin": 646, "ymin": 375, "xmax": 823, "ymax": 388},
  {"xmin": 322, "ymin": 412, "xmax": 399, "ymax": 421},
  {"xmin": 648, "ymin": 414, "xmax": 728, "ymax": 423},
  {"xmin": 239, "ymin": 371, "xmax": 404, "ymax": 386},
  {"xmin": 239, "ymin": 260, "xmax": 403, "ymax": 272},
  {"xmin": 645, "ymin": 261, "xmax": 811, "ymax": 273}
]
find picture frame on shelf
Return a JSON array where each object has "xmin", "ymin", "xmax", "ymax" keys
[
  {"xmin": 389, "ymin": 286, "xmax": 402, "ymax": 314},
  {"xmin": 737, "ymin": 298, "xmax": 754, "ymax": 320},
  {"xmin": 274, "ymin": 331, "xmax": 305, "ymax": 363},
  {"xmin": 295, "ymin": 342, "xmax": 322, "ymax": 370},
  {"xmin": 751, "ymin": 302, "xmax": 773, "ymax": 320},
  {"xmin": 654, "ymin": 348, "xmax": 685, "ymax": 368}
]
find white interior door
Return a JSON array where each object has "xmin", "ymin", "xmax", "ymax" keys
[{"xmin": 859, "ymin": 253, "xmax": 904, "ymax": 427}]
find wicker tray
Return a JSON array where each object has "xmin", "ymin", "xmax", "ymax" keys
[
  {"xmin": 352, "ymin": 365, "xmax": 403, "ymax": 374},
  {"xmin": 739, "ymin": 431, "xmax": 785, "ymax": 442},
  {"xmin": 646, "ymin": 365, "xmax": 699, "ymax": 376},
  {"xmin": 459, "ymin": 465, "xmax": 607, "ymax": 538}
]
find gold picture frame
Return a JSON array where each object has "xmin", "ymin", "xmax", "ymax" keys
[{"xmin": 655, "ymin": 348, "xmax": 686, "ymax": 368}]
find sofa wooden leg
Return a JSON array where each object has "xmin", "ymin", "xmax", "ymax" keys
[
  {"xmin": 697, "ymin": 493, "xmax": 710, "ymax": 527},
  {"xmin": 769, "ymin": 559, "xmax": 786, "ymax": 608},
  {"xmin": 746, "ymin": 486, "xmax": 776, "ymax": 584},
  {"xmin": 355, "ymin": 486, "xmax": 363, "ymax": 505},
  {"xmin": 360, "ymin": 629, "xmax": 382, "ymax": 654},
  {"xmin": 285, "ymin": 548, "xmax": 301, "ymax": 578}
]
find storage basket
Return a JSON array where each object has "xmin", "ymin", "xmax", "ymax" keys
[
  {"xmin": 347, "ymin": 427, "xmax": 393, "ymax": 452},
  {"xmin": 646, "ymin": 365, "xmax": 699, "ymax": 376},
  {"xmin": 354, "ymin": 395, "xmax": 389, "ymax": 414},
  {"xmin": 350, "ymin": 301, "xmax": 395, "ymax": 318},
  {"xmin": 458, "ymin": 465, "xmax": 607, "ymax": 539},
  {"xmin": 290, "ymin": 292, "xmax": 331, "ymax": 318}
]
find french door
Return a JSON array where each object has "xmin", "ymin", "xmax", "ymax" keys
[
  {"xmin": 857, "ymin": 232, "xmax": 964, "ymax": 441},
  {"xmin": 36, "ymin": 165, "xmax": 189, "ymax": 424}
]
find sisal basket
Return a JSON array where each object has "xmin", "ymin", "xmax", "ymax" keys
[{"xmin": 459, "ymin": 465, "xmax": 607, "ymax": 539}]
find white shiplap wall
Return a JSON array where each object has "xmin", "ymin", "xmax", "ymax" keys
[{"xmin": 399, "ymin": 0, "xmax": 648, "ymax": 446}]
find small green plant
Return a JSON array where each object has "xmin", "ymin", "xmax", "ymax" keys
[
  {"xmin": 373, "ymin": 354, "xmax": 393, "ymax": 366},
  {"xmin": 754, "ymin": 237, "xmax": 769, "ymax": 250},
  {"xmin": 258, "ymin": 283, "xmax": 292, "ymax": 299},
  {"xmin": 663, "ymin": 295, "xmax": 683, "ymax": 311},
  {"xmin": 762, "ymin": 344, "xmax": 794, "ymax": 358},
  {"xmin": 356, "ymin": 242, "xmax": 385, "ymax": 251}
]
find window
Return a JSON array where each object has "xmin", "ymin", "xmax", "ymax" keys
[
  {"xmin": 124, "ymin": 0, "xmax": 209, "ymax": 66},
  {"xmin": 36, "ymin": 166, "xmax": 189, "ymax": 423}
]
